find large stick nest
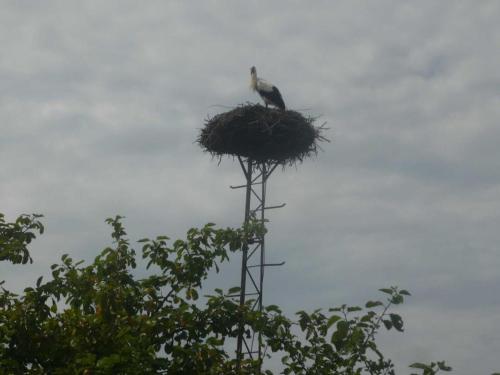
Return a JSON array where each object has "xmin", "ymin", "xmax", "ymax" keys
[{"xmin": 198, "ymin": 104, "xmax": 327, "ymax": 165}]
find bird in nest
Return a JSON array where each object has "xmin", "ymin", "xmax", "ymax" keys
[{"xmin": 250, "ymin": 66, "xmax": 286, "ymax": 110}]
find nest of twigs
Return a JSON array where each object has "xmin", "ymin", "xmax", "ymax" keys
[{"xmin": 198, "ymin": 104, "xmax": 327, "ymax": 165}]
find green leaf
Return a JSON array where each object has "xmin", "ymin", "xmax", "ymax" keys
[
  {"xmin": 331, "ymin": 320, "xmax": 349, "ymax": 349},
  {"xmin": 326, "ymin": 315, "xmax": 341, "ymax": 329},
  {"xmin": 391, "ymin": 294, "xmax": 404, "ymax": 304},
  {"xmin": 389, "ymin": 313, "xmax": 404, "ymax": 332},
  {"xmin": 265, "ymin": 304, "xmax": 281, "ymax": 313},
  {"xmin": 437, "ymin": 361, "xmax": 452, "ymax": 371},
  {"xmin": 379, "ymin": 288, "xmax": 392, "ymax": 295},
  {"xmin": 347, "ymin": 306, "xmax": 362, "ymax": 312},
  {"xmin": 328, "ymin": 307, "xmax": 342, "ymax": 312},
  {"xmin": 351, "ymin": 327, "xmax": 365, "ymax": 344},
  {"xmin": 36, "ymin": 276, "xmax": 43, "ymax": 287},
  {"xmin": 361, "ymin": 312, "xmax": 376, "ymax": 322},
  {"xmin": 382, "ymin": 319, "xmax": 392, "ymax": 330},
  {"xmin": 228, "ymin": 286, "xmax": 241, "ymax": 294},
  {"xmin": 400, "ymin": 289, "xmax": 411, "ymax": 296},
  {"xmin": 365, "ymin": 300, "xmax": 383, "ymax": 308}
]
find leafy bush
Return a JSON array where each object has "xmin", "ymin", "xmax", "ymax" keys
[{"xmin": 0, "ymin": 213, "xmax": 452, "ymax": 374}]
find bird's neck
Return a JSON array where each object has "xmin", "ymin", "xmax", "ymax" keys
[{"xmin": 250, "ymin": 73, "xmax": 258, "ymax": 90}]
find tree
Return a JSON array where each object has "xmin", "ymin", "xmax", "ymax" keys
[{"xmin": 0, "ymin": 213, "xmax": 452, "ymax": 374}]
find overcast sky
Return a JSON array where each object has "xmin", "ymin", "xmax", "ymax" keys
[{"xmin": 1, "ymin": 1, "xmax": 500, "ymax": 373}]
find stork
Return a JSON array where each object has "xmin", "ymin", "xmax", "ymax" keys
[{"xmin": 250, "ymin": 66, "xmax": 286, "ymax": 110}]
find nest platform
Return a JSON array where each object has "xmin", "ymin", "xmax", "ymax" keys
[{"xmin": 198, "ymin": 104, "xmax": 326, "ymax": 165}]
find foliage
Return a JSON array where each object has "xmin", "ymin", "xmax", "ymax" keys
[
  {"xmin": 0, "ymin": 213, "xmax": 44, "ymax": 265},
  {"xmin": 0, "ymin": 213, "xmax": 453, "ymax": 374}
]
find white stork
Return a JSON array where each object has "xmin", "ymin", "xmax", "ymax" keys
[{"xmin": 250, "ymin": 66, "xmax": 286, "ymax": 110}]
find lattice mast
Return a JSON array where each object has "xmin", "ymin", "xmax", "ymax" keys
[{"xmin": 233, "ymin": 157, "xmax": 285, "ymax": 371}]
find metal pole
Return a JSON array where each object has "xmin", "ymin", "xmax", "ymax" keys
[
  {"xmin": 236, "ymin": 158, "xmax": 252, "ymax": 369},
  {"xmin": 257, "ymin": 163, "xmax": 267, "ymax": 369}
]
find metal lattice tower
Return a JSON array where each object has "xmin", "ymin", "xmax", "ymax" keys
[
  {"xmin": 232, "ymin": 156, "xmax": 285, "ymax": 372},
  {"xmin": 198, "ymin": 103, "xmax": 322, "ymax": 371}
]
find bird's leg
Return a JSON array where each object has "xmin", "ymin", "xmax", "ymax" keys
[{"xmin": 265, "ymin": 103, "xmax": 268, "ymax": 108}]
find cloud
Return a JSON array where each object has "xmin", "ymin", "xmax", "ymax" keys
[{"xmin": 1, "ymin": 1, "xmax": 500, "ymax": 373}]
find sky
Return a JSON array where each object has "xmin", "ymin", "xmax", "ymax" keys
[{"xmin": 1, "ymin": 1, "xmax": 500, "ymax": 373}]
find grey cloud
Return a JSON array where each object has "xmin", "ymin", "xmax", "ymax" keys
[{"xmin": 1, "ymin": 1, "xmax": 500, "ymax": 373}]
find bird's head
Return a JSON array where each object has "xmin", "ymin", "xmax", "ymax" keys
[{"xmin": 250, "ymin": 66, "xmax": 256, "ymax": 75}]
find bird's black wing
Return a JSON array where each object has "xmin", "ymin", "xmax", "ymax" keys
[
  {"xmin": 271, "ymin": 86, "xmax": 286, "ymax": 110},
  {"xmin": 259, "ymin": 86, "xmax": 286, "ymax": 110}
]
